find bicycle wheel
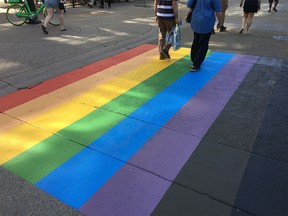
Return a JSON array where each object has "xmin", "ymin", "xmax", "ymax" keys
[
  {"xmin": 6, "ymin": 4, "xmax": 27, "ymax": 26},
  {"xmin": 43, "ymin": 7, "xmax": 60, "ymax": 26}
]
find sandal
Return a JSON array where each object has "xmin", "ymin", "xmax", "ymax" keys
[{"xmin": 41, "ymin": 25, "xmax": 48, "ymax": 34}]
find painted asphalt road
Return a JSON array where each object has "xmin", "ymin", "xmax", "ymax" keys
[{"xmin": 2, "ymin": 44, "xmax": 286, "ymax": 215}]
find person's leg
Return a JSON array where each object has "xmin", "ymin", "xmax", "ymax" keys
[
  {"xmin": 162, "ymin": 20, "xmax": 176, "ymax": 53},
  {"xmin": 240, "ymin": 12, "xmax": 248, "ymax": 33},
  {"xmin": 192, "ymin": 32, "xmax": 211, "ymax": 68},
  {"xmin": 190, "ymin": 32, "xmax": 199, "ymax": 63},
  {"xmin": 56, "ymin": 8, "xmax": 65, "ymax": 30},
  {"xmin": 26, "ymin": 0, "xmax": 41, "ymax": 24},
  {"xmin": 246, "ymin": 13, "xmax": 254, "ymax": 33},
  {"xmin": 99, "ymin": 0, "xmax": 104, "ymax": 8},
  {"xmin": 273, "ymin": 0, "xmax": 279, "ymax": 11},
  {"xmin": 157, "ymin": 19, "xmax": 167, "ymax": 53},
  {"xmin": 107, "ymin": 0, "xmax": 111, "ymax": 8},
  {"xmin": 41, "ymin": 7, "xmax": 54, "ymax": 34},
  {"xmin": 268, "ymin": 0, "xmax": 273, "ymax": 11}
]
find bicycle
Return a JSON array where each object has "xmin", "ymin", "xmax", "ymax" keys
[{"xmin": 6, "ymin": 0, "xmax": 60, "ymax": 26}]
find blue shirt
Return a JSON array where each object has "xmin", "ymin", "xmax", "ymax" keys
[{"xmin": 187, "ymin": 0, "xmax": 222, "ymax": 33}]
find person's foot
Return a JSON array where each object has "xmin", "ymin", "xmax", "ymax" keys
[
  {"xmin": 161, "ymin": 50, "xmax": 170, "ymax": 59},
  {"xmin": 220, "ymin": 26, "xmax": 227, "ymax": 32},
  {"xmin": 216, "ymin": 23, "xmax": 220, "ymax": 30},
  {"xmin": 61, "ymin": 28, "xmax": 67, "ymax": 31},
  {"xmin": 41, "ymin": 25, "xmax": 48, "ymax": 34},
  {"xmin": 239, "ymin": 28, "xmax": 244, "ymax": 34},
  {"xmin": 190, "ymin": 66, "xmax": 200, "ymax": 72},
  {"xmin": 273, "ymin": 8, "xmax": 277, "ymax": 12},
  {"xmin": 99, "ymin": 5, "xmax": 104, "ymax": 8},
  {"xmin": 268, "ymin": 8, "xmax": 271, "ymax": 12},
  {"xmin": 88, "ymin": 2, "xmax": 93, "ymax": 8},
  {"xmin": 211, "ymin": 29, "xmax": 215, "ymax": 34},
  {"xmin": 27, "ymin": 17, "xmax": 41, "ymax": 24},
  {"xmin": 159, "ymin": 52, "xmax": 166, "ymax": 60}
]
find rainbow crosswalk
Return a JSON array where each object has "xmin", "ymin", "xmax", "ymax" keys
[{"xmin": 0, "ymin": 45, "xmax": 258, "ymax": 215}]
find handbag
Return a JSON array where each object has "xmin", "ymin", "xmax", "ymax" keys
[{"xmin": 185, "ymin": 0, "xmax": 197, "ymax": 23}]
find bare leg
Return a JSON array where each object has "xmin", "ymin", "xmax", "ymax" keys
[
  {"xmin": 239, "ymin": 12, "xmax": 247, "ymax": 33},
  {"xmin": 43, "ymin": 8, "xmax": 54, "ymax": 28},
  {"xmin": 56, "ymin": 8, "xmax": 65, "ymax": 30},
  {"xmin": 246, "ymin": 13, "xmax": 254, "ymax": 33}
]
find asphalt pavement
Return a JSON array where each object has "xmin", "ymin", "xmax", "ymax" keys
[{"xmin": 0, "ymin": 0, "xmax": 287, "ymax": 215}]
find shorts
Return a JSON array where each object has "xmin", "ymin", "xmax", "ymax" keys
[
  {"xmin": 45, "ymin": 0, "xmax": 60, "ymax": 9},
  {"xmin": 243, "ymin": 0, "xmax": 259, "ymax": 13}
]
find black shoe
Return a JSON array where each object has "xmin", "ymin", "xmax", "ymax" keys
[
  {"xmin": 216, "ymin": 23, "xmax": 220, "ymax": 30},
  {"xmin": 27, "ymin": 18, "xmax": 41, "ymax": 24},
  {"xmin": 220, "ymin": 26, "xmax": 227, "ymax": 32},
  {"xmin": 211, "ymin": 29, "xmax": 215, "ymax": 34},
  {"xmin": 41, "ymin": 25, "xmax": 48, "ymax": 34},
  {"xmin": 190, "ymin": 66, "xmax": 200, "ymax": 72},
  {"xmin": 273, "ymin": 8, "xmax": 277, "ymax": 12},
  {"xmin": 88, "ymin": 2, "xmax": 93, "ymax": 8},
  {"xmin": 162, "ymin": 50, "xmax": 170, "ymax": 59}
]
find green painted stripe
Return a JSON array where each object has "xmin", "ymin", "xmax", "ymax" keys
[{"xmin": 3, "ymin": 55, "xmax": 194, "ymax": 183}]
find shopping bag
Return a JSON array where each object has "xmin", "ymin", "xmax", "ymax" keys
[{"xmin": 166, "ymin": 24, "xmax": 181, "ymax": 51}]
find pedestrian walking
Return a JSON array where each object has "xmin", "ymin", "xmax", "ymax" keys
[
  {"xmin": 268, "ymin": 0, "xmax": 279, "ymax": 12},
  {"xmin": 187, "ymin": 0, "xmax": 222, "ymax": 72},
  {"xmin": 154, "ymin": 0, "xmax": 179, "ymax": 60},
  {"xmin": 239, "ymin": 0, "xmax": 261, "ymax": 34},
  {"xmin": 41, "ymin": 0, "xmax": 66, "ymax": 34},
  {"xmin": 217, "ymin": 0, "xmax": 228, "ymax": 32},
  {"xmin": 99, "ymin": 0, "xmax": 111, "ymax": 8}
]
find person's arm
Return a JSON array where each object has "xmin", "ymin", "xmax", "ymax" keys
[
  {"xmin": 154, "ymin": 0, "xmax": 158, "ymax": 21},
  {"xmin": 172, "ymin": 0, "xmax": 179, "ymax": 24}
]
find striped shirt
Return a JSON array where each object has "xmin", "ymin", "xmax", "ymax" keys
[{"xmin": 157, "ymin": 0, "xmax": 175, "ymax": 20}]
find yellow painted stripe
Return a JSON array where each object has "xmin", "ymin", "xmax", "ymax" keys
[{"xmin": 0, "ymin": 48, "xmax": 189, "ymax": 164}]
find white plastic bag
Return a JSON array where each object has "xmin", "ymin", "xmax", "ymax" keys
[{"xmin": 166, "ymin": 24, "xmax": 181, "ymax": 51}]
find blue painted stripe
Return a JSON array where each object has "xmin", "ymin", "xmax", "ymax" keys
[{"xmin": 36, "ymin": 52, "xmax": 234, "ymax": 208}]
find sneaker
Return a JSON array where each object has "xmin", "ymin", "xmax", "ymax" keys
[
  {"xmin": 190, "ymin": 66, "xmax": 200, "ymax": 72},
  {"xmin": 162, "ymin": 50, "xmax": 170, "ymax": 59},
  {"xmin": 220, "ymin": 26, "xmax": 227, "ymax": 32}
]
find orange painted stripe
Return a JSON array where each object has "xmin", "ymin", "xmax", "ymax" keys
[{"xmin": 0, "ymin": 44, "xmax": 156, "ymax": 112}]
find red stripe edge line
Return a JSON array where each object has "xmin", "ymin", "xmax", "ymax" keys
[{"xmin": 0, "ymin": 44, "xmax": 156, "ymax": 112}]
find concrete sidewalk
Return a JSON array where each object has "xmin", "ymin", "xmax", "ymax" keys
[{"xmin": 0, "ymin": 0, "xmax": 287, "ymax": 215}]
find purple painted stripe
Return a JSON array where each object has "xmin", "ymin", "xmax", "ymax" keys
[{"xmin": 80, "ymin": 54, "xmax": 258, "ymax": 216}]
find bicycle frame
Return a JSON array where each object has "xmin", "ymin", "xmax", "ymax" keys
[{"xmin": 15, "ymin": 0, "xmax": 45, "ymax": 19}]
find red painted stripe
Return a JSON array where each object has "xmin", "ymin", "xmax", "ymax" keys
[{"xmin": 0, "ymin": 44, "xmax": 156, "ymax": 112}]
